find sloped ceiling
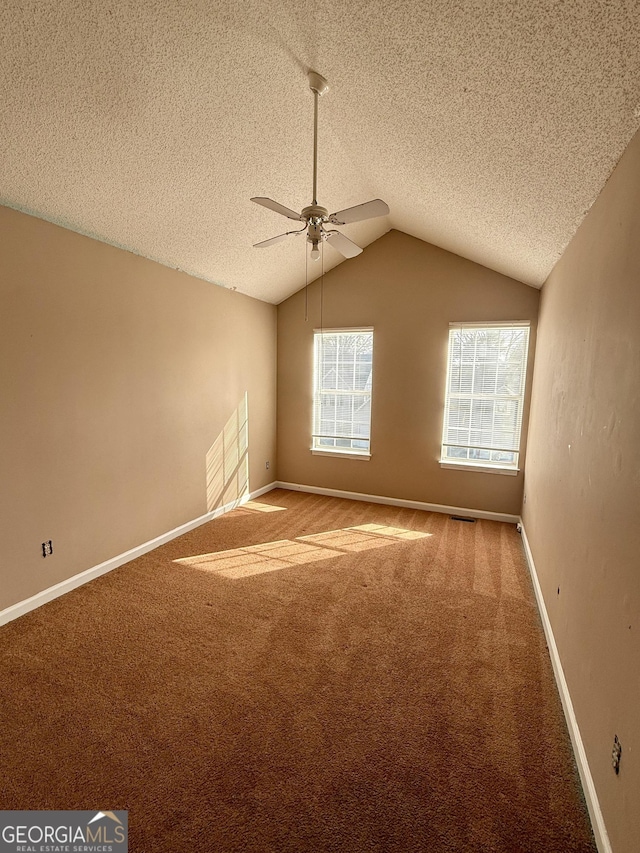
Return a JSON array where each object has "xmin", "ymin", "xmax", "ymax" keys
[{"xmin": 1, "ymin": 1, "xmax": 640, "ymax": 304}]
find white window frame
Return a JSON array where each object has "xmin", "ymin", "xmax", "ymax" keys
[
  {"xmin": 440, "ymin": 321, "xmax": 530, "ymax": 475},
  {"xmin": 312, "ymin": 328, "xmax": 373, "ymax": 460}
]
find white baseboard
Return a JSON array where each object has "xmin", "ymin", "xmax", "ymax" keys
[
  {"xmin": 0, "ymin": 482, "xmax": 278, "ymax": 627},
  {"xmin": 519, "ymin": 522, "xmax": 611, "ymax": 853},
  {"xmin": 274, "ymin": 481, "xmax": 519, "ymax": 524}
]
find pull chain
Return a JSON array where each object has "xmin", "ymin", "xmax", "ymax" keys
[
  {"xmin": 305, "ymin": 241, "xmax": 309, "ymax": 322},
  {"xmin": 320, "ymin": 238, "xmax": 324, "ymax": 333}
]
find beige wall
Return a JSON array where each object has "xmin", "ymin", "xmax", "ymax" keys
[
  {"xmin": 277, "ymin": 230, "xmax": 539, "ymax": 516},
  {"xmin": 0, "ymin": 206, "xmax": 277, "ymax": 612},
  {"xmin": 523, "ymin": 130, "xmax": 640, "ymax": 853}
]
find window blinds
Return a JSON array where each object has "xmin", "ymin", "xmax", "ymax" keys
[
  {"xmin": 313, "ymin": 329, "xmax": 373, "ymax": 454},
  {"xmin": 441, "ymin": 323, "xmax": 530, "ymax": 468}
]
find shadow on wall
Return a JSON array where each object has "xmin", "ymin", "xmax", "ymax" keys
[{"xmin": 206, "ymin": 393, "xmax": 249, "ymax": 512}]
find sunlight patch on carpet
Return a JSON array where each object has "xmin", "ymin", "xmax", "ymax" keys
[
  {"xmin": 174, "ymin": 525, "xmax": 431, "ymax": 579},
  {"xmin": 352, "ymin": 523, "xmax": 430, "ymax": 540},
  {"xmin": 299, "ymin": 524, "xmax": 431, "ymax": 552},
  {"xmin": 234, "ymin": 501, "xmax": 288, "ymax": 514},
  {"xmin": 174, "ymin": 539, "xmax": 342, "ymax": 579}
]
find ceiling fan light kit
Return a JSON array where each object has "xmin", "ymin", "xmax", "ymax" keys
[{"xmin": 251, "ymin": 71, "xmax": 389, "ymax": 262}]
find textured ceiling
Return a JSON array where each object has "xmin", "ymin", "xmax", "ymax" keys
[{"xmin": 2, "ymin": 1, "xmax": 640, "ymax": 304}]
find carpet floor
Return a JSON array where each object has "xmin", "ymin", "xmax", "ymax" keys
[{"xmin": 0, "ymin": 489, "xmax": 597, "ymax": 852}]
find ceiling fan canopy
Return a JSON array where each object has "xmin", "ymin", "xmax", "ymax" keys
[{"xmin": 251, "ymin": 71, "xmax": 390, "ymax": 261}]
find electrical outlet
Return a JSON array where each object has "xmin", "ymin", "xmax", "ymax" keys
[
  {"xmin": 612, "ymin": 735, "xmax": 622, "ymax": 774},
  {"xmin": 41, "ymin": 540, "xmax": 53, "ymax": 558},
  {"xmin": 265, "ymin": 461, "xmax": 270, "ymax": 470}
]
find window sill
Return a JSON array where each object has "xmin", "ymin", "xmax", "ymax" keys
[
  {"xmin": 439, "ymin": 460, "xmax": 519, "ymax": 476},
  {"xmin": 311, "ymin": 448, "xmax": 371, "ymax": 461}
]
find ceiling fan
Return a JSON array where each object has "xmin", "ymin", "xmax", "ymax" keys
[{"xmin": 251, "ymin": 71, "xmax": 389, "ymax": 261}]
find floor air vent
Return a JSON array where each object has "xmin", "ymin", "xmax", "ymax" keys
[{"xmin": 450, "ymin": 516, "xmax": 476, "ymax": 523}]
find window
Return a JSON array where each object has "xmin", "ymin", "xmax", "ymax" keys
[
  {"xmin": 312, "ymin": 328, "xmax": 373, "ymax": 457},
  {"xmin": 441, "ymin": 322, "xmax": 530, "ymax": 473}
]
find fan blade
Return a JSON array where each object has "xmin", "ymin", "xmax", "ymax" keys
[
  {"xmin": 328, "ymin": 198, "xmax": 390, "ymax": 225},
  {"xmin": 251, "ymin": 197, "xmax": 303, "ymax": 221},
  {"xmin": 325, "ymin": 230, "xmax": 363, "ymax": 259},
  {"xmin": 253, "ymin": 232, "xmax": 295, "ymax": 248}
]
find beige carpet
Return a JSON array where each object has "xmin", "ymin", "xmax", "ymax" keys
[{"xmin": 0, "ymin": 489, "xmax": 596, "ymax": 851}]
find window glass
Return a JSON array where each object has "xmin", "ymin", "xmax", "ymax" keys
[
  {"xmin": 441, "ymin": 324, "xmax": 530, "ymax": 470},
  {"xmin": 313, "ymin": 329, "xmax": 373, "ymax": 455}
]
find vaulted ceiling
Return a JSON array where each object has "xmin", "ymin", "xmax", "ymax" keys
[{"xmin": 2, "ymin": 1, "xmax": 640, "ymax": 304}]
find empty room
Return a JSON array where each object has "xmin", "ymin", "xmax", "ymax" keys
[{"xmin": 1, "ymin": 2, "xmax": 638, "ymax": 852}]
